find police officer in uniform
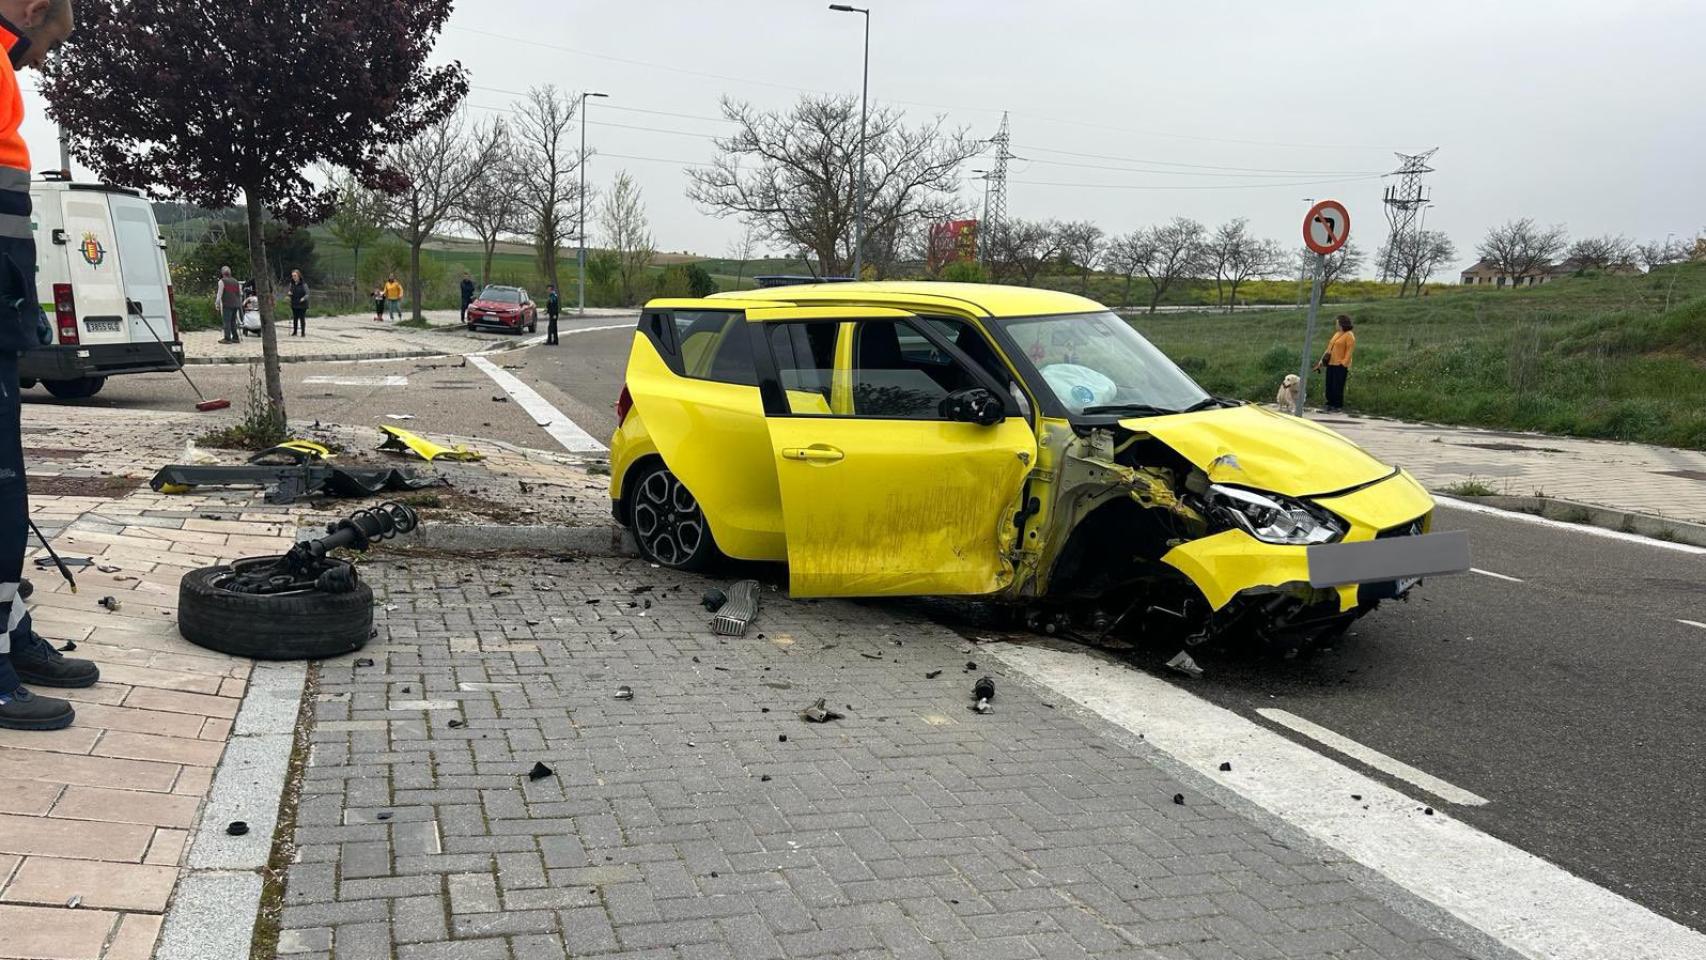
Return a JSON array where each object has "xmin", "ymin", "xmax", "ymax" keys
[{"xmin": 1, "ymin": 0, "xmax": 99, "ymax": 732}]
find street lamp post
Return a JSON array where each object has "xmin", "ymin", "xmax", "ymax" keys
[
  {"xmin": 578, "ymin": 90, "xmax": 608, "ymax": 316},
  {"xmin": 829, "ymin": 4, "xmax": 870, "ymax": 280}
]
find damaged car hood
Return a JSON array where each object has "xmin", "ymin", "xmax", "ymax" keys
[{"xmin": 1121, "ymin": 405, "xmax": 1392, "ymax": 497}]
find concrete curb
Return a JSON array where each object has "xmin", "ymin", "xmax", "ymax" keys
[
  {"xmin": 405, "ymin": 522, "xmax": 636, "ymax": 557},
  {"xmin": 1438, "ymin": 492, "xmax": 1706, "ymax": 549},
  {"xmin": 184, "ymin": 347, "xmax": 449, "ymax": 366}
]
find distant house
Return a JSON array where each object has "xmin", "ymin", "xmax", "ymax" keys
[{"xmin": 1460, "ymin": 257, "xmax": 1640, "ymax": 287}]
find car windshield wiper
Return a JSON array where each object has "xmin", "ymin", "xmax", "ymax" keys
[
  {"xmin": 1080, "ymin": 403, "xmax": 1181, "ymax": 417},
  {"xmin": 1182, "ymin": 396, "xmax": 1233, "ymax": 412}
]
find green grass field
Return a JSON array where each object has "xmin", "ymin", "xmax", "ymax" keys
[{"xmin": 1133, "ymin": 263, "xmax": 1706, "ymax": 450}]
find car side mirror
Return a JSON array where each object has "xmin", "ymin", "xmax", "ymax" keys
[{"xmin": 940, "ymin": 387, "xmax": 1005, "ymax": 426}]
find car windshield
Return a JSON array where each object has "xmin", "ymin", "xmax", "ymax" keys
[
  {"xmin": 997, "ymin": 311, "xmax": 1211, "ymax": 416},
  {"xmin": 481, "ymin": 288, "xmax": 522, "ymax": 304}
]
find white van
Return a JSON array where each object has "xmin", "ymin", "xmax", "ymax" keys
[{"xmin": 19, "ymin": 175, "xmax": 184, "ymax": 399}]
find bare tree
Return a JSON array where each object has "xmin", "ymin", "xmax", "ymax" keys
[
  {"xmin": 1477, "ymin": 218, "xmax": 1568, "ymax": 286},
  {"xmin": 1566, "ymin": 234, "xmax": 1636, "ymax": 271},
  {"xmin": 985, "ymin": 218, "xmax": 1063, "ymax": 286},
  {"xmin": 1636, "ymin": 238, "xmax": 1689, "ymax": 271},
  {"xmin": 725, "ymin": 222, "xmax": 761, "ymax": 289},
  {"xmin": 1205, "ymin": 219, "xmax": 1251, "ymax": 310},
  {"xmin": 598, "ymin": 170, "xmax": 655, "ymax": 306},
  {"xmin": 513, "ymin": 85, "xmax": 583, "ymax": 290},
  {"xmin": 1222, "ymin": 236, "xmax": 1284, "ymax": 312},
  {"xmin": 1104, "ymin": 230, "xmax": 1153, "ymax": 310},
  {"xmin": 1380, "ymin": 229, "xmax": 1457, "ymax": 296},
  {"xmin": 325, "ymin": 171, "xmax": 387, "ymax": 296},
  {"xmin": 688, "ymin": 94, "xmax": 979, "ymax": 277},
  {"xmin": 1136, "ymin": 217, "xmax": 1206, "ymax": 314},
  {"xmin": 1299, "ymin": 242, "xmax": 1366, "ymax": 294},
  {"xmin": 1056, "ymin": 221, "xmax": 1104, "ymax": 295},
  {"xmin": 453, "ymin": 120, "xmax": 526, "ymax": 285},
  {"xmin": 387, "ymin": 110, "xmax": 504, "ymax": 320}
]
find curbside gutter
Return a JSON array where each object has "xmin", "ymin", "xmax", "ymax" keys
[{"xmin": 1436, "ymin": 491, "xmax": 1706, "ymax": 549}]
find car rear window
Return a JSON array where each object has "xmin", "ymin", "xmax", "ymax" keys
[{"xmin": 671, "ymin": 311, "xmax": 756, "ymax": 386}]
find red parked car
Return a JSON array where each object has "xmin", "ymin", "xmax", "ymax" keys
[{"xmin": 466, "ymin": 285, "xmax": 538, "ymax": 333}]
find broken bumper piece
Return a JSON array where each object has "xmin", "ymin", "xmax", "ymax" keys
[{"xmin": 150, "ymin": 463, "xmax": 447, "ymax": 504}]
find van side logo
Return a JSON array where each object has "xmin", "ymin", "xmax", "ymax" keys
[{"xmin": 80, "ymin": 232, "xmax": 106, "ymax": 267}]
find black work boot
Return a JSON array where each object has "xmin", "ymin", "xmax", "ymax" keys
[
  {"xmin": 0, "ymin": 687, "xmax": 75, "ymax": 731},
  {"xmin": 9, "ymin": 632, "xmax": 101, "ymax": 689}
]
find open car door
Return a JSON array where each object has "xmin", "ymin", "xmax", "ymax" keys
[{"xmin": 749, "ymin": 305, "xmax": 1038, "ymax": 597}]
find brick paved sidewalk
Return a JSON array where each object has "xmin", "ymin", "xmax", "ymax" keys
[
  {"xmin": 1306, "ymin": 411, "xmax": 1706, "ymax": 525},
  {"xmin": 280, "ymin": 556, "xmax": 1481, "ymax": 960}
]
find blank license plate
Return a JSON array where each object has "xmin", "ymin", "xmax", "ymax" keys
[
  {"xmin": 84, "ymin": 318, "xmax": 122, "ymax": 332},
  {"xmin": 1307, "ymin": 531, "xmax": 1472, "ymax": 587}
]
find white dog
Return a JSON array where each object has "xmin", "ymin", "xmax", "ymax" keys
[{"xmin": 1275, "ymin": 374, "xmax": 1302, "ymax": 411}]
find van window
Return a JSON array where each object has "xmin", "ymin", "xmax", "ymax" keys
[{"xmin": 109, "ymin": 195, "xmax": 170, "ymax": 327}]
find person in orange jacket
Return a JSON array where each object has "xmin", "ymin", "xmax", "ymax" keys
[
  {"xmin": 1313, "ymin": 315, "xmax": 1356, "ymax": 412},
  {"xmin": 1, "ymin": 0, "xmax": 93, "ymax": 733}
]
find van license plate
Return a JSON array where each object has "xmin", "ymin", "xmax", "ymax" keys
[{"xmin": 85, "ymin": 319, "xmax": 122, "ymax": 332}]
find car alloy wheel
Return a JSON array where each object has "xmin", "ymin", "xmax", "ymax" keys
[{"xmin": 631, "ymin": 466, "xmax": 712, "ymax": 569}]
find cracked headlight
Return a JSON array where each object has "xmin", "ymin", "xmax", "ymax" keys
[{"xmin": 1206, "ymin": 484, "xmax": 1345, "ymax": 545}]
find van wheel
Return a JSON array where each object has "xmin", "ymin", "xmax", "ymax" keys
[
  {"xmin": 629, "ymin": 463, "xmax": 718, "ymax": 571},
  {"xmin": 43, "ymin": 377, "xmax": 105, "ymax": 400}
]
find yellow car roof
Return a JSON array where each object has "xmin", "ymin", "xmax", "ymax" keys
[{"xmin": 707, "ymin": 281, "xmax": 1106, "ymax": 318}]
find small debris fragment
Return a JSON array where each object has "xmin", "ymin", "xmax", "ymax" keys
[
  {"xmin": 1165, "ymin": 650, "xmax": 1204, "ymax": 679},
  {"xmin": 1424, "ymin": 807, "xmax": 1435, "ymax": 816},
  {"xmin": 226, "ymin": 821, "xmax": 249, "ymax": 836},
  {"xmin": 400, "ymin": 686, "xmax": 411, "ymax": 693},
  {"xmin": 972, "ymin": 677, "xmax": 995, "ymax": 714},
  {"xmin": 778, "ymin": 734, "xmax": 788, "ymax": 742},
  {"xmin": 527, "ymin": 761, "xmax": 555, "ymax": 781},
  {"xmin": 491, "ymin": 396, "xmax": 510, "ymax": 403},
  {"xmin": 448, "ymin": 719, "xmax": 466, "ymax": 729},
  {"xmin": 376, "ymin": 812, "xmax": 393, "ymax": 821},
  {"xmin": 65, "ymin": 895, "xmax": 82, "ymax": 909},
  {"xmin": 759, "ymin": 774, "xmax": 772, "ymax": 782},
  {"xmin": 96, "ymin": 564, "xmax": 120, "ymax": 574},
  {"xmin": 1172, "ymin": 794, "xmax": 1185, "ymax": 805},
  {"xmin": 98, "ymin": 596, "xmax": 121, "ymax": 612},
  {"xmin": 800, "ymin": 698, "xmax": 845, "ymax": 723},
  {"xmin": 354, "ymin": 658, "xmax": 375, "ymax": 668},
  {"xmin": 614, "ymin": 685, "xmax": 633, "ymax": 701},
  {"xmin": 1351, "ymin": 794, "xmax": 1362, "ymax": 801},
  {"xmin": 1218, "ymin": 762, "xmax": 1232, "ymax": 772},
  {"xmin": 965, "ymin": 661, "xmax": 977, "ymax": 671},
  {"xmin": 58, "ymin": 640, "xmax": 76, "ymax": 652},
  {"xmin": 925, "ymin": 670, "xmax": 942, "ymax": 679},
  {"xmin": 859, "ymin": 653, "xmax": 883, "ymax": 661}
]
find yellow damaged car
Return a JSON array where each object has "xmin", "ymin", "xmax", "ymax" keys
[{"xmin": 609, "ymin": 282, "xmax": 1469, "ymax": 646}]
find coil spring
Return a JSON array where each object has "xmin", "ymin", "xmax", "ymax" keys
[{"xmin": 323, "ymin": 501, "xmax": 420, "ymax": 552}]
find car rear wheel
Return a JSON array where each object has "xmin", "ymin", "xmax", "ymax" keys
[
  {"xmin": 43, "ymin": 377, "xmax": 105, "ymax": 400},
  {"xmin": 629, "ymin": 463, "xmax": 718, "ymax": 571}
]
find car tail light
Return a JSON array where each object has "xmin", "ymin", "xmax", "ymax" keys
[
  {"xmin": 615, "ymin": 384, "xmax": 633, "ymax": 426},
  {"xmin": 167, "ymin": 285, "xmax": 180, "ymax": 339},
  {"xmin": 52, "ymin": 283, "xmax": 78, "ymax": 345}
]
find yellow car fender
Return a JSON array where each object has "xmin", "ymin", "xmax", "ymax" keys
[{"xmin": 377, "ymin": 425, "xmax": 485, "ymax": 463}]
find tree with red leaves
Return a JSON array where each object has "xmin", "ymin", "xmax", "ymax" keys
[{"xmin": 38, "ymin": 0, "xmax": 467, "ymax": 424}]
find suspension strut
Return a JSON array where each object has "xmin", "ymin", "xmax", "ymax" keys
[{"xmin": 225, "ymin": 502, "xmax": 421, "ymax": 596}]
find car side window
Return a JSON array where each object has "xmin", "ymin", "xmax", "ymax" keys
[
  {"xmin": 766, "ymin": 322, "xmax": 839, "ymax": 416},
  {"xmin": 671, "ymin": 311, "xmax": 757, "ymax": 386},
  {"xmin": 765, "ymin": 318, "xmax": 984, "ymax": 420}
]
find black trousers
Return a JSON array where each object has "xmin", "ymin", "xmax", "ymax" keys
[
  {"xmin": 0, "ymin": 351, "xmax": 27, "ymax": 666},
  {"xmin": 291, "ymin": 306, "xmax": 307, "ymax": 336},
  {"xmin": 1325, "ymin": 364, "xmax": 1349, "ymax": 409},
  {"xmin": 546, "ymin": 312, "xmax": 560, "ymax": 344}
]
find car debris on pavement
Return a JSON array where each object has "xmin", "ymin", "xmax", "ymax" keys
[
  {"xmin": 800, "ymin": 698, "xmax": 845, "ymax": 723},
  {"xmin": 1166, "ymin": 650, "xmax": 1205, "ymax": 679},
  {"xmin": 376, "ymin": 424, "xmax": 485, "ymax": 462},
  {"xmin": 972, "ymin": 676, "xmax": 996, "ymax": 713},
  {"xmin": 710, "ymin": 580, "xmax": 761, "ymax": 636}
]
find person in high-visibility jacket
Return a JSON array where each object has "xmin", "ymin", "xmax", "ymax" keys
[{"xmin": 0, "ymin": 0, "xmax": 92, "ymax": 733}]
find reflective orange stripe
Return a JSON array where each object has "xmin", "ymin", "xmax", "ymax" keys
[{"xmin": 0, "ymin": 21, "xmax": 27, "ymax": 174}]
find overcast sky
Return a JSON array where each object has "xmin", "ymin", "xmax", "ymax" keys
[{"xmin": 19, "ymin": 0, "xmax": 1706, "ymax": 273}]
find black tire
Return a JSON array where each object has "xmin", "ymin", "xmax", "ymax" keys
[
  {"xmin": 18, "ymin": 377, "xmax": 35, "ymax": 389},
  {"xmin": 628, "ymin": 462, "xmax": 719, "ymax": 571},
  {"xmin": 178, "ymin": 561, "xmax": 374, "ymax": 660},
  {"xmin": 43, "ymin": 377, "xmax": 105, "ymax": 400}
]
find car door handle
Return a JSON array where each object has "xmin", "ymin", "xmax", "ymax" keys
[{"xmin": 782, "ymin": 445, "xmax": 845, "ymax": 464}]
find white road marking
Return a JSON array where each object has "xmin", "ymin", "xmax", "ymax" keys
[
  {"xmin": 465, "ymin": 354, "xmax": 606, "ymax": 454},
  {"xmin": 987, "ymin": 642, "xmax": 1706, "ymax": 960},
  {"xmin": 302, "ymin": 375, "xmax": 407, "ymax": 387},
  {"xmin": 1679, "ymin": 619, "xmax": 1706, "ymax": 630},
  {"xmin": 1470, "ymin": 567, "xmax": 1525, "ymax": 583},
  {"xmin": 1436, "ymin": 497, "xmax": 1706, "ymax": 556},
  {"xmin": 1255, "ymin": 708, "xmax": 1489, "ymax": 806}
]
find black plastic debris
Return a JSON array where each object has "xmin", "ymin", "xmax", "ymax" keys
[
  {"xmin": 527, "ymin": 761, "xmax": 555, "ymax": 781},
  {"xmin": 491, "ymin": 396, "xmax": 510, "ymax": 403},
  {"xmin": 759, "ymin": 774, "xmax": 772, "ymax": 782},
  {"xmin": 1165, "ymin": 650, "xmax": 1204, "ymax": 679},
  {"xmin": 376, "ymin": 812, "xmax": 393, "ymax": 821},
  {"xmin": 925, "ymin": 670, "xmax": 942, "ymax": 679},
  {"xmin": 354, "ymin": 658, "xmax": 375, "ymax": 668},
  {"xmin": 965, "ymin": 661, "xmax": 977, "ymax": 671},
  {"xmin": 98, "ymin": 596, "xmax": 121, "ymax": 612},
  {"xmin": 778, "ymin": 734, "xmax": 788, "ymax": 742},
  {"xmin": 1424, "ymin": 807, "xmax": 1435, "ymax": 816},
  {"xmin": 448, "ymin": 719, "xmax": 466, "ymax": 729},
  {"xmin": 701, "ymin": 588, "xmax": 727, "ymax": 612},
  {"xmin": 614, "ymin": 685, "xmax": 634, "ymax": 701},
  {"xmin": 1351, "ymin": 794, "xmax": 1362, "ymax": 801},
  {"xmin": 226, "ymin": 821, "xmax": 249, "ymax": 836},
  {"xmin": 401, "ymin": 686, "xmax": 411, "ymax": 694},
  {"xmin": 972, "ymin": 677, "xmax": 995, "ymax": 714},
  {"xmin": 632, "ymin": 585, "xmax": 654, "ymax": 595},
  {"xmin": 800, "ymin": 698, "xmax": 845, "ymax": 723},
  {"xmin": 859, "ymin": 653, "xmax": 883, "ymax": 661},
  {"xmin": 58, "ymin": 640, "xmax": 76, "ymax": 652},
  {"xmin": 1172, "ymin": 794, "xmax": 1185, "ymax": 806},
  {"xmin": 1218, "ymin": 762, "xmax": 1232, "ymax": 772}
]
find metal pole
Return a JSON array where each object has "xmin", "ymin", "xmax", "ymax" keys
[
  {"xmin": 1295, "ymin": 252, "xmax": 1326, "ymax": 417},
  {"xmin": 578, "ymin": 93, "xmax": 588, "ymax": 316},
  {"xmin": 853, "ymin": 10, "xmax": 869, "ymax": 280},
  {"xmin": 57, "ymin": 130, "xmax": 70, "ymax": 177}
]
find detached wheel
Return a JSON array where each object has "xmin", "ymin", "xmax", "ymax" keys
[
  {"xmin": 178, "ymin": 560, "xmax": 374, "ymax": 660},
  {"xmin": 44, "ymin": 377, "xmax": 104, "ymax": 399},
  {"xmin": 628, "ymin": 463, "xmax": 718, "ymax": 571}
]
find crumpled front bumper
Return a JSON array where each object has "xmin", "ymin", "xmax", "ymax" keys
[{"xmin": 1160, "ymin": 469, "xmax": 1438, "ymax": 614}]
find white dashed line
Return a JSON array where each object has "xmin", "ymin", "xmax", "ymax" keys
[
  {"xmin": 1255, "ymin": 708, "xmax": 1489, "ymax": 806},
  {"xmin": 465, "ymin": 354, "xmax": 606, "ymax": 453},
  {"xmin": 1679, "ymin": 619, "xmax": 1706, "ymax": 630},
  {"xmin": 1470, "ymin": 568, "xmax": 1524, "ymax": 583},
  {"xmin": 302, "ymin": 375, "xmax": 407, "ymax": 387},
  {"xmin": 987, "ymin": 641, "xmax": 1706, "ymax": 960},
  {"xmin": 1436, "ymin": 497, "xmax": 1706, "ymax": 555}
]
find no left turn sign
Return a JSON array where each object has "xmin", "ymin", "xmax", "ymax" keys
[{"xmin": 1303, "ymin": 200, "xmax": 1351, "ymax": 255}]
